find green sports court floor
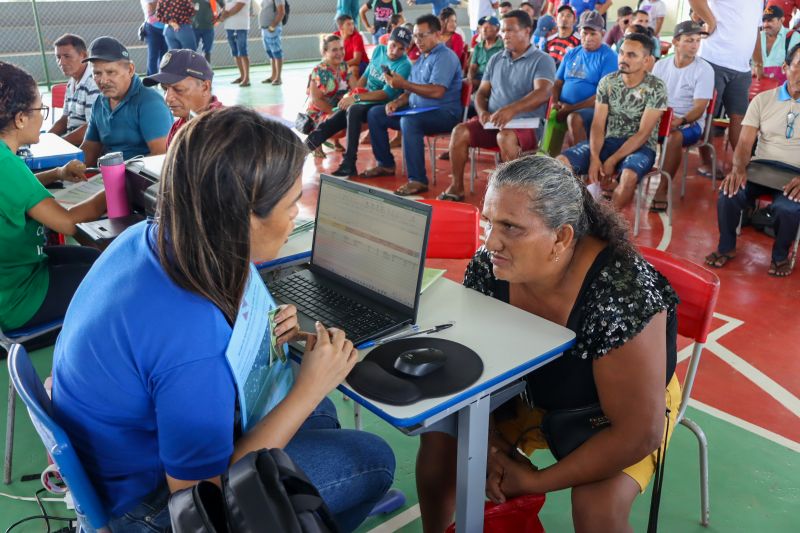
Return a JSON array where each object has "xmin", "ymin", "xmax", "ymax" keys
[{"xmin": 2, "ymin": 61, "xmax": 798, "ymax": 531}]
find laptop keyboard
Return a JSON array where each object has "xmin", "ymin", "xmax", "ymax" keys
[{"xmin": 271, "ymin": 274, "xmax": 396, "ymax": 340}]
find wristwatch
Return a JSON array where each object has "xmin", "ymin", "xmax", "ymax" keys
[
  {"xmin": 680, "ymin": 117, "xmax": 688, "ymax": 126},
  {"xmin": 354, "ymin": 94, "xmax": 361, "ymax": 103}
]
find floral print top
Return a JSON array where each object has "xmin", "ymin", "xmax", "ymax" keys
[
  {"xmin": 463, "ymin": 245, "xmax": 679, "ymax": 410},
  {"xmin": 156, "ymin": 0, "xmax": 196, "ymax": 26},
  {"xmin": 306, "ymin": 62, "xmax": 349, "ymax": 125}
]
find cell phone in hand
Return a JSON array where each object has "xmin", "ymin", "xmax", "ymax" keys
[{"xmin": 381, "ymin": 65, "xmax": 393, "ymax": 76}]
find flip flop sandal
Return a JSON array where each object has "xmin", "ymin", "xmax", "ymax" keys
[
  {"xmin": 272, "ymin": 79, "xmax": 283, "ymax": 85},
  {"xmin": 768, "ymin": 259, "xmax": 793, "ymax": 277},
  {"xmin": 698, "ymin": 167, "xmax": 725, "ymax": 179},
  {"xmin": 395, "ymin": 183, "xmax": 428, "ymax": 196},
  {"xmin": 704, "ymin": 251, "xmax": 735, "ymax": 268},
  {"xmin": 649, "ymin": 200, "xmax": 669, "ymax": 213},
  {"xmin": 359, "ymin": 166, "xmax": 396, "ymax": 179},
  {"xmin": 436, "ymin": 192, "xmax": 464, "ymax": 202}
]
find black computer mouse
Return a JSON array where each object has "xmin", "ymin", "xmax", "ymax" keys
[{"xmin": 393, "ymin": 348, "xmax": 447, "ymax": 377}]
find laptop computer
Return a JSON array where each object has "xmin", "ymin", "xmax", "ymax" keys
[
  {"xmin": 267, "ymin": 175, "xmax": 432, "ymax": 345},
  {"xmin": 748, "ymin": 160, "xmax": 799, "ymax": 190}
]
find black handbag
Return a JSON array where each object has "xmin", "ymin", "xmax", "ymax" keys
[
  {"xmin": 295, "ymin": 112, "xmax": 315, "ymax": 135},
  {"xmin": 533, "ymin": 404, "xmax": 670, "ymax": 533}
]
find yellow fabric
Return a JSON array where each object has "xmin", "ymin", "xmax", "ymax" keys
[{"xmin": 495, "ymin": 373, "xmax": 682, "ymax": 493}]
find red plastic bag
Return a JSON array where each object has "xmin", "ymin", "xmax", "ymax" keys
[{"xmin": 445, "ymin": 493, "xmax": 546, "ymax": 533}]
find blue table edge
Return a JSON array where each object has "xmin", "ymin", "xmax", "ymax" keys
[{"xmin": 338, "ymin": 336, "xmax": 576, "ymax": 428}]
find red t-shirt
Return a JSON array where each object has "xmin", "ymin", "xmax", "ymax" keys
[
  {"xmin": 767, "ymin": 0, "xmax": 800, "ymax": 27},
  {"xmin": 445, "ymin": 32, "xmax": 465, "ymax": 63},
  {"xmin": 334, "ymin": 30, "xmax": 370, "ymax": 65}
]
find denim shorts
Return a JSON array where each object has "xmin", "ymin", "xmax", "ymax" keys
[
  {"xmin": 261, "ymin": 25, "xmax": 283, "ymax": 59},
  {"xmin": 679, "ymin": 122, "xmax": 703, "ymax": 146},
  {"xmin": 226, "ymin": 29, "xmax": 248, "ymax": 56},
  {"xmin": 562, "ymin": 137, "xmax": 656, "ymax": 183}
]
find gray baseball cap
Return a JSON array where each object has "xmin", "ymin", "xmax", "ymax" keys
[{"xmin": 578, "ymin": 10, "xmax": 605, "ymax": 32}]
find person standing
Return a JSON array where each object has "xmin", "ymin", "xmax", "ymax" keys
[
  {"xmin": 544, "ymin": 5, "xmax": 580, "ymax": 67},
  {"xmin": 140, "ymin": 0, "xmax": 168, "ymax": 76},
  {"xmin": 760, "ymin": 5, "xmax": 800, "ymax": 83},
  {"xmin": 194, "ymin": 0, "xmax": 223, "ymax": 62},
  {"xmin": 690, "ymin": 0, "xmax": 762, "ymax": 178},
  {"xmin": 157, "ymin": 0, "xmax": 199, "ymax": 50},
  {"xmin": 468, "ymin": 0, "xmax": 499, "ymax": 33},
  {"xmin": 260, "ymin": 0, "xmax": 287, "ymax": 85},
  {"xmin": 49, "ymin": 34, "xmax": 100, "ymax": 147},
  {"xmin": 360, "ymin": 0, "xmax": 404, "ymax": 43},
  {"xmin": 218, "ymin": 0, "xmax": 252, "ymax": 86}
]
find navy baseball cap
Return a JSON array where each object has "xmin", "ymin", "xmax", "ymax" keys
[
  {"xmin": 83, "ymin": 36, "xmax": 130, "ymax": 63},
  {"xmin": 143, "ymin": 49, "xmax": 214, "ymax": 86},
  {"xmin": 763, "ymin": 5, "xmax": 784, "ymax": 21},
  {"xmin": 534, "ymin": 15, "xmax": 557, "ymax": 38},
  {"xmin": 478, "ymin": 15, "xmax": 501, "ymax": 27},
  {"xmin": 389, "ymin": 26, "xmax": 413, "ymax": 47}
]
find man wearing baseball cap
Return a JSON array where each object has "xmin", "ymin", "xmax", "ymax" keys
[
  {"xmin": 80, "ymin": 36, "xmax": 172, "ymax": 166},
  {"xmin": 543, "ymin": 5, "xmax": 580, "ymax": 67},
  {"xmin": 651, "ymin": 20, "xmax": 714, "ymax": 212},
  {"xmin": 304, "ymin": 26, "xmax": 413, "ymax": 178},
  {"xmin": 533, "ymin": 15, "xmax": 557, "ymax": 50},
  {"xmin": 467, "ymin": 16, "xmax": 503, "ymax": 92},
  {"xmin": 759, "ymin": 5, "xmax": 800, "ymax": 82},
  {"xmin": 551, "ymin": 10, "xmax": 618, "ymax": 147},
  {"xmin": 144, "ymin": 49, "xmax": 223, "ymax": 148}
]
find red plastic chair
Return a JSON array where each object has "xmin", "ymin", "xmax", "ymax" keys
[
  {"xmin": 748, "ymin": 75, "xmax": 782, "ymax": 101},
  {"xmin": 421, "ymin": 80, "xmax": 473, "ymax": 185},
  {"xmin": 681, "ymin": 90, "xmax": 718, "ymax": 196},
  {"xmin": 418, "ymin": 199, "xmax": 480, "ymax": 259},
  {"xmin": 50, "ymin": 83, "xmax": 68, "ymax": 110},
  {"xmin": 634, "ymin": 107, "xmax": 674, "ymax": 236},
  {"xmin": 639, "ymin": 247, "xmax": 720, "ymax": 527}
]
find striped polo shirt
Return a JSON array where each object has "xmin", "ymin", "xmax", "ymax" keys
[{"xmin": 63, "ymin": 65, "xmax": 100, "ymax": 133}]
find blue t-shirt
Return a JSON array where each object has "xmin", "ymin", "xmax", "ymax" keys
[
  {"xmin": 85, "ymin": 75, "xmax": 172, "ymax": 160},
  {"xmin": 365, "ymin": 44, "xmax": 412, "ymax": 101},
  {"xmin": 408, "ymin": 43, "xmax": 463, "ymax": 118},
  {"xmin": 52, "ymin": 222, "xmax": 236, "ymax": 517},
  {"xmin": 556, "ymin": 44, "xmax": 618, "ymax": 105},
  {"xmin": 563, "ymin": 0, "xmax": 607, "ymax": 19}
]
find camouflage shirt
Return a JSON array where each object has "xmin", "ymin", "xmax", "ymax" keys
[{"xmin": 596, "ymin": 71, "xmax": 668, "ymax": 151}]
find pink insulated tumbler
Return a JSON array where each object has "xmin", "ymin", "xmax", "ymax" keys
[{"xmin": 98, "ymin": 151, "xmax": 130, "ymax": 218}]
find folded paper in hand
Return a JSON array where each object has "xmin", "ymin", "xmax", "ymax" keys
[{"xmin": 483, "ymin": 117, "xmax": 541, "ymax": 130}]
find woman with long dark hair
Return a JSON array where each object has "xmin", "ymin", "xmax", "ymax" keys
[
  {"xmin": 52, "ymin": 107, "xmax": 395, "ymax": 532},
  {"xmin": 0, "ymin": 62, "xmax": 105, "ymax": 333}
]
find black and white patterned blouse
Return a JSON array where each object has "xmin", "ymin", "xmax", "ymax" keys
[{"xmin": 463, "ymin": 245, "xmax": 679, "ymax": 410}]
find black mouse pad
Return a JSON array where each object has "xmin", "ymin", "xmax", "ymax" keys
[{"xmin": 347, "ymin": 338, "xmax": 484, "ymax": 405}]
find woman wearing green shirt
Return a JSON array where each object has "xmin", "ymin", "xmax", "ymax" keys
[{"xmin": 0, "ymin": 62, "xmax": 106, "ymax": 332}]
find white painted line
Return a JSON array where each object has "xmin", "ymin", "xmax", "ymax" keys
[
  {"xmin": 366, "ymin": 504, "xmax": 421, "ymax": 533},
  {"xmin": 656, "ymin": 211, "xmax": 672, "ymax": 251},
  {"xmin": 689, "ymin": 400, "xmax": 800, "ymax": 453}
]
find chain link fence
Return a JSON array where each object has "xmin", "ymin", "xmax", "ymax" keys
[{"xmin": 0, "ymin": 0, "xmax": 472, "ymax": 85}]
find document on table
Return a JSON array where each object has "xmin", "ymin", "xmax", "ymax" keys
[
  {"xmin": 225, "ymin": 263, "xmax": 295, "ymax": 432},
  {"xmin": 483, "ymin": 117, "xmax": 540, "ymax": 130},
  {"xmin": 420, "ymin": 268, "xmax": 446, "ymax": 293},
  {"xmin": 52, "ymin": 175, "xmax": 104, "ymax": 208}
]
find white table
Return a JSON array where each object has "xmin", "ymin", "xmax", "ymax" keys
[
  {"xmin": 23, "ymin": 133, "xmax": 84, "ymax": 170},
  {"xmin": 339, "ymin": 277, "xmax": 575, "ymax": 532}
]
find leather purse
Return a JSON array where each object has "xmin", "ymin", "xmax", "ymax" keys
[
  {"xmin": 294, "ymin": 112, "xmax": 315, "ymax": 135},
  {"xmin": 540, "ymin": 403, "xmax": 610, "ymax": 461}
]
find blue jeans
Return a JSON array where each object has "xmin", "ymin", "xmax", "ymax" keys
[
  {"xmin": 226, "ymin": 29, "xmax": 249, "ymax": 56},
  {"xmin": 716, "ymin": 164, "xmax": 800, "ymax": 262},
  {"xmin": 144, "ymin": 22, "xmax": 168, "ymax": 76},
  {"xmin": 79, "ymin": 399, "xmax": 393, "ymax": 533},
  {"xmin": 163, "ymin": 24, "xmax": 197, "ymax": 51},
  {"xmin": 367, "ymin": 106, "xmax": 461, "ymax": 185},
  {"xmin": 562, "ymin": 137, "xmax": 657, "ymax": 183},
  {"xmin": 261, "ymin": 26, "xmax": 284, "ymax": 59},
  {"xmin": 194, "ymin": 28, "xmax": 215, "ymax": 56}
]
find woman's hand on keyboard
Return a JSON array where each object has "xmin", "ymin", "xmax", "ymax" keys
[{"xmin": 295, "ymin": 321, "xmax": 359, "ymax": 400}]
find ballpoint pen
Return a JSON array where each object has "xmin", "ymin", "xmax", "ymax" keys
[{"xmin": 357, "ymin": 321, "xmax": 455, "ymax": 349}]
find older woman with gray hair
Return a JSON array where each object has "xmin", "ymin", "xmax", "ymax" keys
[{"xmin": 415, "ymin": 155, "xmax": 682, "ymax": 533}]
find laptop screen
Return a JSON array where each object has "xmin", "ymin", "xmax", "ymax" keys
[{"xmin": 312, "ymin": 176, "xmax": 431, "ymax": 310}]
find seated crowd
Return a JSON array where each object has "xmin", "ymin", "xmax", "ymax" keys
[{"xmin": 2, "ymin": 1, "xmax": 800, "ymax": 532}]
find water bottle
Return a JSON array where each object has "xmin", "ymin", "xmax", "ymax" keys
[{"xmin": 98, "ymin": 152, "xmax": 130, "ymax": 218}]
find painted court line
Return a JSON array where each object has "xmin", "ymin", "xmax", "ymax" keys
[
  {"xmin": 690, "ymin": 400, "xmax": 800, "ymax": 453},
  {"xmin": 366, "ymin": 503, "xmax": 421, "ymax": 533}
]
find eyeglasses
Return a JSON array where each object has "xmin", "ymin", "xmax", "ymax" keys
[
  {"xmin": 29, "ymin": 104, "xmax": 50, "ymax": 121},
  {"xmin": 787, "ymin": 111, "xmax": 798, "ymax": 139},
  {"xmin": 412, "ymin": 31, "xmax": 433, "ymax": 40}
]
